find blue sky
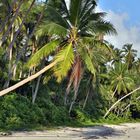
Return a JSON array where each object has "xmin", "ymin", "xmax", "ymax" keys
[
  {"xmin": 98, "ymin": 0, "xmax": 140, "ymax": 54},
  {"xmin": 99, "ymin": 0, "xmax": 140, "ymax": 27}
]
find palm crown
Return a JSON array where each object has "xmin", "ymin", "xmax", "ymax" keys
[{"xmin": 28, "ymin": 0, "xmax": 117, "ymax": 98}]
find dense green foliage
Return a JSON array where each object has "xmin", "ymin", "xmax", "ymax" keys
[{"xmin": 0, "ymin": 0, "xmax": 140, "ymax": 131}]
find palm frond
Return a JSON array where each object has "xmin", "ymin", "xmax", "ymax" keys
[
  {"xmin": 27, "ymin": 40, "xmax": 60, "ymax": 68},
  {"xmin": 89, "ymin": 21, "xmax": 117, "ymax": 35},
  {"xmin": 53, "ymin": 42, "xmax": 74, "ymax": 82},
  {"xmin": 36, "ymin": 22, "xmax": 68, "ymax": 37},
  {"xmin": 69, "ymin": 0, "xmax": 82, "ymax": 26},
  {"xmin": 45, "ymin": 5, "xmax": 69, "ymax": 28},
  {"xmin": 79, "ymin": 47, "xmax": 96, "ymax": 75}
]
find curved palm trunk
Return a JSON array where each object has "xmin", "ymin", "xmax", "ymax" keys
[
  {"xmin": 0, "ymin": 61, "xmax": 57, "ymax": 97},
  {"xmin": 104, "ymin": 86, "xmax": 140, "ymax": 118}
]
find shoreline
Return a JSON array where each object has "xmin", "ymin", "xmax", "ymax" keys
[{"xmin": 0, "ymin": 123, "xmax": 140, "ymax": 140}]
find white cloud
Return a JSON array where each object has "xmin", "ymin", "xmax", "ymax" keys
[{"xmin": 96, "ymin": 7, "xmax": 140, "ymax": 55}]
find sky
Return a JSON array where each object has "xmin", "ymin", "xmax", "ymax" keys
[{"xmin": 98, "ymin": 0, "xmax": 140, "ymax": 55}]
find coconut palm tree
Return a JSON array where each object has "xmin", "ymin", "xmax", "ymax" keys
[
  {"xmin": 122, "ymin": 44, "xmax": 137, "ymax": 70},
  {"xmin": 112, "ymin": 48, "xmax": 124, "ymax": 64},
  {"xmin": 0, "ymin": 0, "xmax": 116, "ymax": 110},
  {"xmin": 109, "ymin": 62, "xmax": 135, "ymax": 98},
  {"xmin": 0, "ymin": 0, "xmax": 26, "ymax": 88}
]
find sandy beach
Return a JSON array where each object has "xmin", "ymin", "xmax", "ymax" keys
[{"xmin": 0, "ymin": 123, "xmax": 140, "ymax": 140}]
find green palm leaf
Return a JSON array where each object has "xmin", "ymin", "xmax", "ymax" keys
[
  {"xmin": 69, "ymin": 0, "xmax": 81, "ymax": 26},
  {"xmin": 27, "ymin": 40, "xmax": 60, "ymax": 68},
  {"xmin": 79, "ymin": 47, "xmax": 96, "ymax": 75},
  {"xmin": 36, "ymin": 22, "xmax": 68, "ymax": 37},
  {"xmin": 53, "ymin": 43, "xmax": 74, "ymax": 82},
  {"xmin": 46, "ymin": 5, "xmax": 69, "ymax": 28},
  {"xmin": 90, "ymin": 21, "xmax": 117, "ymax": 35}
]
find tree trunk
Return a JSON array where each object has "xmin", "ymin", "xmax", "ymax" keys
[
  {"xmin": 104, "ymin": 86, "xmax": 140, "ymax": 118},
  {"xmin": 13, "ymin": 64, "xmax": 17, "ymax": 79},
  {"xmin": 32, "ymin": 75, "xmax": 42, "ymax": 104},
  {"xmin": 0, "ymin": 61, "xmax": 58, "ymax": 97},
  {"xmin": 0, "ymin": 0, "xmax": 17, "ymax": 33},
  {"xmin": 82, "ymin": 76, "xmax": 92, "ymax": 110},
  {"xmin": 83, "ymin": 90, "xmax": 90, "ymax": 110},
  {"xmin": 112, "ymin": 86, "xmax": 117, "ymax": 98},
  {"xmin": 19, "ymin": 70, "xmax": 22, "ymax": 78},
  {"xmin": 3, "ymin": 30, "xmax": 13, "ymax": 88},
  {"xmin": 69, "ymin": 89, "xmax": 79, "ymax": 113},
  {"xmin": 1, "ymin": 0, "xmax": 24, "ymax": 43}
]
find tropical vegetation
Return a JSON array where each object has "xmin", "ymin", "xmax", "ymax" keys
[{"xmin": 0, "ymin": 0, "xmax": 140, "ymax": 131}]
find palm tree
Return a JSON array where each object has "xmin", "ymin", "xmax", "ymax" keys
[
  {"xmin": 0, "ymin": 0, "xmax": 26, "ymax": 88},
  {"xmin": 112, "ymin": 48, "xmax": 124, "ymax": 64},
  {"xmin": 134, "ymin": 58, "xmax": 140, "ymax": 73},
  {"xmin": 122, "ymin": 44, "xmax": 137, "ymax": 70},
  {"xmin": 0, "ymin": 0, "xmax": 116, "ymax": 110},
  {"xmin": 109, "ymin": 62, "xmax": 135, "ymax": 98}
]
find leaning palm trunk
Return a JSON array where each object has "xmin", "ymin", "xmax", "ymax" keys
[
  {"xmin": 0, "ymin": 61, "xmax": 58, "ymax": 96},
  {"xmin": 104, "ymin": 86, "xmax": 140, "ymax": 118}
]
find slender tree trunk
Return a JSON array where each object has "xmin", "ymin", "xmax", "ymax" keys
[
  {"xmin": 1, "ymin": 0, "xmax": 24, "ymax": 43},
  {"xmin": 7, "ymin": 0, "xmax": 36, "ymax": 51},
  {"xmin": 3, "ymin": 30, "xmax": 14, "ymax": 88},
  {"xmin": 0, "ymin": 0, "xmax": 17, "ymax": 33},
  {"xmin": 83, "ymin": 90, "xmax": 90, "ymax": 110},
  {"xmin": 13, "ymin": 64, "xmax": 17, "ymax": 79},
  {"xmin": 32, "ymin": 75, "xmax": 42, "ymax": 104},
  {"xmin": 19, "ymin": 70, "xmax": 22, "ymax": 79},
  {"xmin": 0, "ymin": 60, "xmax": 58, "ymax": 97},
  {"xmin": 4, "ymin": 47, "xmax": 13, "ymax": 88},
  {"xmin": 112, "ymin": 86, "xmax": 117, "ymax": 98},
  {"xmin": 104, "ymin": 86, "xmax": 140, "ymax": 118},
  {"xmin": 69, "ymin": 96, "xmax": 76, "ymax": 114},
  {"xmin": 82, "ymin": 76, "xmax": 92, "ymax": 109},
  {"xmin": 69, "ymin": 89, "xmax": 79, "ymax": 113}
]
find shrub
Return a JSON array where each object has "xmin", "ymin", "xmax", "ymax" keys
[{"xmin": 0, "ymin": 93, "xmax": 46, "ymax": 130}]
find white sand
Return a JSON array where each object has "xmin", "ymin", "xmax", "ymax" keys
[{"xmin": 0, "ymin": 123, "xmax": 140, "ymax": 140}]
